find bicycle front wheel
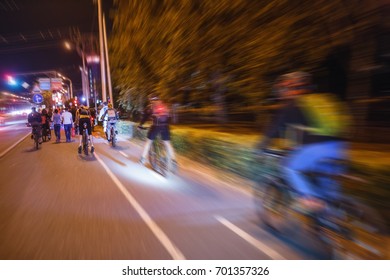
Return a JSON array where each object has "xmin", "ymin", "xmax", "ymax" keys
[{"xmin": 254, "ymin": 180, "xmax": 293, "ymax": 234}]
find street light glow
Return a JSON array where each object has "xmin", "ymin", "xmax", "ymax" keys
[
  {"xmin": 64, "ymin": 41, "xmax": 72, "ymax": 50},
  {"xmin": 6, "ymin": 75, "xmax": 17, "ymax": 86}
]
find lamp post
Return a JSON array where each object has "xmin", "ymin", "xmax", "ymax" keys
[
  {"xmin": 57, "ymin": 72, "xmax": 73, "ymax": 99},
  {"xmin": 64, "ymin": 41, "xmax": 89, "ymax": 106}
]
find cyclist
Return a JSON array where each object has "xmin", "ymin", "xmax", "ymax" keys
[
  {"xmin": 76, "ymin": 105, "xmax": 95, "ymax": 154},
  {"xmin": 100, "ymin": 103, "xmax": 119, "ymax": 142},
  {"xmin": 256, "ymin": 71, "xmax": 350, "ymax": 212},
  {"xmin": 138, "ymin": 95, "xmax": 177, "ymax": 168},
  {"xmin": 98, "ymin": 101, "xmax": 109, "ymax": 138},
  {"xmin": 41, "ymin": 108, "xmax": 51, "ymax": 140},
  {"xmin": 27, "ymin": 107, "xmax": 42, "ymax": 144}
]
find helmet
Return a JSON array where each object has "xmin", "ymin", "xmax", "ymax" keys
[
  {"xmin": 275, "ymin": 71, "xmax": 312, "ymax": 98},
  {"xmin": 283, "ymin": 71, "xmax": 311, "ymax": 85},
  {"xmin": 149, "ymin": 95, "xmax": 160, "ymax": 101}
]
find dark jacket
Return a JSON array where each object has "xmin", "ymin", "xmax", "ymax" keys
[
  {"xmin": 139, "ymin": 104, "xmax": 169, "ymax": 127},
  {"xmin": 28, "ymin": 111, "xmax": 42, "ymax": 124}
]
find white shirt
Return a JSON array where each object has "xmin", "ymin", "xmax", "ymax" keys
[{"xmin": 61, "ymin": 111, "xmax": 73, "ymax": 125}]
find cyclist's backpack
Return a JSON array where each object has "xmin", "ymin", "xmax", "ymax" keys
[
  {"xmin": 79, "ymin": 108, "xmax": 89, "ymax": 116},
  {"xmin": 152, "ymin": 103, "xmax": 169, "ymax": 125},
  {"xmin": 297, "ymin": 93, "xmax": 352, "ymax": 137},
  {"xmin": 106, "ymin": 108, "xmax": 117, "ymax": 120}
]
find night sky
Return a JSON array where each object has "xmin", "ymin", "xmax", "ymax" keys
[{"xmin": 0, "ymin": 0, "xmax": 112, "ymax": 93}]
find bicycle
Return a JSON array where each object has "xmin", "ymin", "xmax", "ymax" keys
[
  {"xmin": 253, "ymin": 149, "xmax": 387, "ymax": 259},
  {"xmin": 107, "ymin": 121, "xmax": 117, "ymax": 147},
  {"xmin": 137, "ymin": 126, "xmax": 177, "ymax": 177},
  {"xmin": 81, "ymin": 122, "xmax": 94, "ymax": 156},
  {"xmin": 30, "ymin": 124, "xmax": 41, "ymax": 150}
]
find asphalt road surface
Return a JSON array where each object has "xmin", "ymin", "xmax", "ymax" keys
[{"xmin": 0, "ymin": 116, "xmax": 333, "ymax": 260}]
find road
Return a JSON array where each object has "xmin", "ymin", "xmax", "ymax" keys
[{"xmin": 0, "ymin": 117, "xmax": 334, "ymax": 260}]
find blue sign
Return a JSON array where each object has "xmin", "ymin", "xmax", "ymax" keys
[
  {"xmin": 33, "ymin": 94, "xmax": 44, "ymax": 104},
  {"xmin": 39, "ymin": 78, "xmax": 51, "ymax": 91}
]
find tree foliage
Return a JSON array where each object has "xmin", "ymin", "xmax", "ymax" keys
[{"xmin": 109, "ymin": 0, "xmax": 361, "ymax": 111}]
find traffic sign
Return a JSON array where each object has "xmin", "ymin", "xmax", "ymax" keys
[
  {"xmin": 32, "ymin": 84, "xmax": 41, "ymax": 93},
  {"xmin": 32, "ymin": 93, "xmax": 44, "ymax": 104}
]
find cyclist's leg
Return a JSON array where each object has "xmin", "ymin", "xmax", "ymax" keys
[
  {"xmin": 78, "ymin": 120, "xmax": 84, "ymax": 152},
  {"xmin": 86, "ymin": 120, "xmax": 94, "ymax": 147},
  {"xmin": 283, "ymin": 142, "xmax": 331, "ymax": 211},
  {"xmin": 141, "ymin": 139, "xmax": 152, "ymax": 159},
  {"xmin": 162, "ymin": 126, "xmax": 175, "ymax": 159},
  {"xmin": 314, "ymin": 141, "xmax": 348, "ymax": 200},
  {"xmin": 103, "ymin": 121, "xmax": 108, "ymax": 138},
  {"xmin": 140, "ymin": 127, "xmax": 156, "ymax": 163},
  {"xmin": 163, "ymin": 141, "xmax": 175, "ymax": 160},
  {"xmin": 161, "ymin": 126, "xmax": 177, "ymax": 170},
  {"xmin": 106, "ymin": 122, "xmax": 111, "ymax": 141}
]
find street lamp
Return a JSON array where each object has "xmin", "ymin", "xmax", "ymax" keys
[
  {"xmin": 64, "ymin": 40, "xmax": 89, "ymax": 107},
  {"xmin": 57, "ymin": 72, "xmax": 73, "ymax": 99}
]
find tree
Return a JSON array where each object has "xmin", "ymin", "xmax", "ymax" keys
[{"xmin": 109, "ymin": 0, "xmax": 361, "ymax": 113}]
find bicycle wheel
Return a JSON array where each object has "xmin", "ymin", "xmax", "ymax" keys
[
  {"xmin": 149, "ymin": 138, "xmax": 168, "ymax": 176},
  {"xmin": 321, "ymin": 197, "xmax": 388, "ymax": 259},
  {"xmin": 255, "ymin": 180, "xmax": 293, "ymax": 233},
  {"xmin": 82, "ymin": 131, "xmax": 89, "ymax": 155},
  {"xmin": 34, "ymin": 134, "xmax": 39, "ymax": 150},
  {"xmin": 111, "ymin": 127, "xmax": 116, "ymax": 147}
]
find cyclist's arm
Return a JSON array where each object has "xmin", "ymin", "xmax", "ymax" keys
[
  {"xmin": 100, "ymin": 110, "xmax": 107, "ymax": 121},
  {"xmin": 139, "ymin": 107, "xmax": 152, "ymax": 127},
  {"xmin": 256, "ymin": 104, "xmax": 291, "ymax": 150}
]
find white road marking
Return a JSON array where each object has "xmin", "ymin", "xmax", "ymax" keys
[
  {"xmin": 119, "ymin": 151, "xmax": 128, "ymax": 158},
  {"xmin": 215, "ymin": 215, "xmax": 285, "ymax": 260},
  {"xmin": 0, "ymin": 132, "xmax": 31, "ymax": 159},
  {"xmin": 94, "ymin": 152, "xmax": 186, "ymax": 260}
]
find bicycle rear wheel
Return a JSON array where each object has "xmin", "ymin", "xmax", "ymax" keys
[
  {"xmin": 111, "ymin": 127, "xmax": 116, "ymax": 147},
  {"xmin": 149, "ymin": 139, "xmax": 168, "ymax": 176},
  {"xmin": 34, "ymin": 134, "xmax": 39, "ymax": 150},
  {"xmin": 82, "ymin": 131, "xmax": 89, "ymax": 155},
  {"xmin": 321, "ymin": 197, "xmax": 388, "ymax": 259}
]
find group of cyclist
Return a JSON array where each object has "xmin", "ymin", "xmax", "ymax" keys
[{"xmin": 28, "ymin": 70, "xmax": 350, "ymax": 213}]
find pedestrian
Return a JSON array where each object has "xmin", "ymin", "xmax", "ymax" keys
[
  {"xmin": 52, "ymin": 108, "xmax": 62, "ymax": 142},
  {"xmin": 61, "ymin": 107, "xmax": 73, "ymax": 142}
]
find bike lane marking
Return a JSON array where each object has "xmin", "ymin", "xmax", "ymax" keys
[
  {"xmin": 0, "ymin": 132, "xmax": 31, "ymax": 159},
  {"xmin": 215, "ymin": 215, "xmax": 285, "ymax": 260},
  {"xmin": 94, "ymin": 152, "xmax": 186, "ymax": 260},
  {"xmin": 119, "ymin": 151, "xmax": 128, "ymax": 158}
]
